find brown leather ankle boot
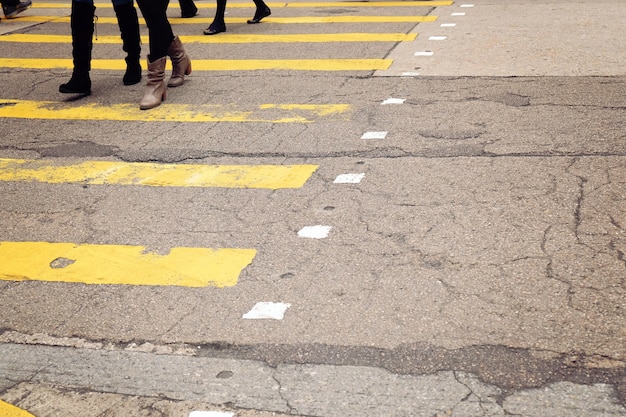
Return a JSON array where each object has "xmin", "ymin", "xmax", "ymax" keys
[
  {"xmin": 167, "ymin": 36, "xmax": 191, "ymax": 87},
  {"xmin": 140, "ymin": 56, "xmax": 167, "ymax": 110}
]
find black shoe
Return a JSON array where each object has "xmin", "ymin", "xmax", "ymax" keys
[
  {"xmin": 59, "ymin": 71, "xmax": 91, "ymax": 95},
  {"xmin": 203, "ymin": 23, "xmax": 225, "ymax": 35},
  {"xmin": 123, "ymin": 59, "xmax": 142, "ymax": 85},
  {"xmin": 247, "ymin": 7, "xmax": 270, "ymax": 24},
  {"xmin": 3, "ymin": 0, "xmax": 32, "ymax": 18}
]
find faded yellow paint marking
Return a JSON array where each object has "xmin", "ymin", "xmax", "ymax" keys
[
  {"xmin": 32, "ymin": 1, "xmax": 452, "ymax": 8},
  {"xmin": 0, "ymin": 32, "xmax": 417, "ymax": 43},
  {"xmin": 0, "ymin": 400, "xmax": 36, "ymax": 417},
  {"xmin": 0, "ymin": 58, "xmax": 391, "ymax": 71},
  {"xmin": 0, "ymin": 242, "xmax": 256, "ymax": 287},
  {"xmin": 0, "ymin": 158, "xmax": 319, "ymax": 189},
  {"xmin": 11, "ymin": 15, "xmax": 438, "ymax": 24},
  {"xmin": 0, "ymin": 99, "xmax": 350, "ymax": 123}
]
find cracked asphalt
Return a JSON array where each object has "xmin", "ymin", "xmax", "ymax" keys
[{"xmin": 0, "ymin": 0, "xmax": 625, "ymax": 415}]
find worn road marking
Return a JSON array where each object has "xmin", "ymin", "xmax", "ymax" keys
[
  {"xmin": 361, "ymin": 131, "xmax": 388, "ymax": 140},
  {"xmin": 0, "ymin": 242, "xmax": 256, "ymax": 287},
  {"xmin": 298, "ymin": 225, "xmax": 332, "ymax": 239},
  {"xmin": 334, "ymin": 173, "xmax": 365, "ymax": 184},
  {"xmin": 0, "ymin": 99, "xmax": 350, "ymax": 123},
  {"xmin": 0, "ymin": 158, "xmax": 318, "ymax": 189},
  {"xmin": 243, "ymin": 302, "xmax": 291, "ymax": 320},
  {"xmin": 0, "ymin": 400, "xmax": 35, "ymax": 417},
  {"xmin": 0, "ymin": 33, "xmax": 417, "ymax": 43},
  {"xmin": 10, "ymin": 15, "xmax": 438, "ymax": 24},
  {"xmin": 381, "ymin": 98, "xmax": 406, "ymax": 104},
  {"xmin": 0, "ymin": 58, "xmax": 391, "ymax": 71}
]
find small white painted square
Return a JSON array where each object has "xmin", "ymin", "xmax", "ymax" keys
[
  {"xmin": 334, "ymin": 173, "xmax": 365, "ymax": 184},
  {"xmin": 189, "ymin": 412, "xmax": 234, "ymax": 417},
  {"xmin": 440, "ymin": 23, "xmax": 456, "ymax": 27},
  {"xmin": 243, "ymin": 302, "xmax": 291, "ymax": 320},
  {"xmin": 401, "ymin": 72, "xmax": 420, "ymax": 76},
  {"xmin": 460, "ymin": 4, "xmax": 475, "ymax": 7},
  {"xmin": 298, "ymin": 225, "xmax": 332, "ymax": 239},
  {"xmin": 414, "ymin": 51, "xmax": 434, "ymax": 56},
  {"xmin": 361, "ymin": 131, "xmax": 388, "ymax": 140},
  {"xmin": 429, "ymin": 36, "xmax": 447, "ymax": 41},
  {"xmin": 381, "ymin": 98, "xmax": 406, "ymax": 105},
  {"xmin": 451, "ymin": 12, "xmax": 466, "ymax": 16}
]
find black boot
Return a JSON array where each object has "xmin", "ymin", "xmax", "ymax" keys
[
  {"xmin": 247, "ymin": 0, "xmax": 270, "ymax": 24},
  {"xmin": 59, "ymin": 1, "xmax": 95, "ymax": 94},
  {"xmin": 114, "ymin": 2, "xmax": 142, "ymax": 85}
]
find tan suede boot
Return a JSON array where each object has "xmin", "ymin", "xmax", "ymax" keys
[
  {"xmin": 140, "ymin": 56, "xmax": 167, "ymax": 110},
  {"xmin": 167, "ymin": 36, "xmax": 191, "ymax": 87}
]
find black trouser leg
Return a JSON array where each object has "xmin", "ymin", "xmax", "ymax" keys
[
  {"xmin": 212, "ymin": 0, "xmax": 226, "ymax": 27},
  {"xmin": 114, "ymin": 1, "xmax": 142, "ymax": 85},
  {"xmin": 135, "ymin": 0, "xmax": 173, "ymax": 61},
  {"xmin": 178, "ymin": 0, "xmax": 197, "ymax": 18},
  {"xmin": 59, "ymin": 0, "xmax": 95, "ymax": 94}
]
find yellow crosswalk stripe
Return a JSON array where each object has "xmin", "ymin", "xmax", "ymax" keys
[
  {"xmin": 0, "ymin": 158, "xmax": 319, "ymax": 189},
  {"xmin": 0, "ymin": 241, "xmax": 256, "ymax": 287},
  {"xmin": 10, "ymin": 15, "xmax": 438, "ymax": 24},
  {"xmin": 0, "ymin": 58, "xmax": 391, "ymax": 71},
  {"xmin": 0, "ymin": 99, "xmax": 350, "ymax": 123},
  {"xmin": 0, "ymin": 33, "xmax": 417, "ymax": 43},
  {"xmin": 0, "ymin": 401, "xmax": 35, "ymax": 417},
  {"xmin": 30, "ymin": 1, "xmax": 453, "ymax": 8}
]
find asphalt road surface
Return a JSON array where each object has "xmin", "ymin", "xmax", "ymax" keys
[{"xmin": 0, "ymin": 0, "xmax": 624, "ymax": 416}]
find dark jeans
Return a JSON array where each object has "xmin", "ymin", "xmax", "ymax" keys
[{"xmin": 135, "ymin": 0, "xmax": 174, "ymax": 60}]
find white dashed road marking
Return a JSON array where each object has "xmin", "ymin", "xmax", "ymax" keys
[
  {"xmin": 243, "ymin": 302, "xmax": 291, "ymax": 320},
  {"xmin": 361, "ymin": 131, "xmax": 388, "ymax": 139},
  {"xmin": 334, "ymin": 173, "xmax": 365, "ymax": 184},
  {"xmin": 298, "ymin": 225, "xmax": 332, "ymax": 239},
  {"xmin": 381, "ymin": 98, "xmax": 406, "ymax": 104}
]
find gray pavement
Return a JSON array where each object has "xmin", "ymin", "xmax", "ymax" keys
[
  {"xmin": 0, "ymin": 0, "xmax": 625, "ymax": 416},
  {"xmin": 2, "ymin": 342, "xmax": 625, "ymax": 416}
]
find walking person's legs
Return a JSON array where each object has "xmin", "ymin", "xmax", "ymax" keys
[
  {"xmin": 203, "ymin": 0, "xmax": 226, "ymax": 35},
  {"xmin": 112, "ymin": 0, "xmax": 142, "ymax": 85},
  {"xmin": 59, "ymin": 0, "xmax": 95, "ymax": 95},
  {"xmin": 136, "ymin": 0, "xmax": 190, "ymax": 109},
  {"xmin": 204, "ymin": 0, "xmax": 270, "ymax": 35}
]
